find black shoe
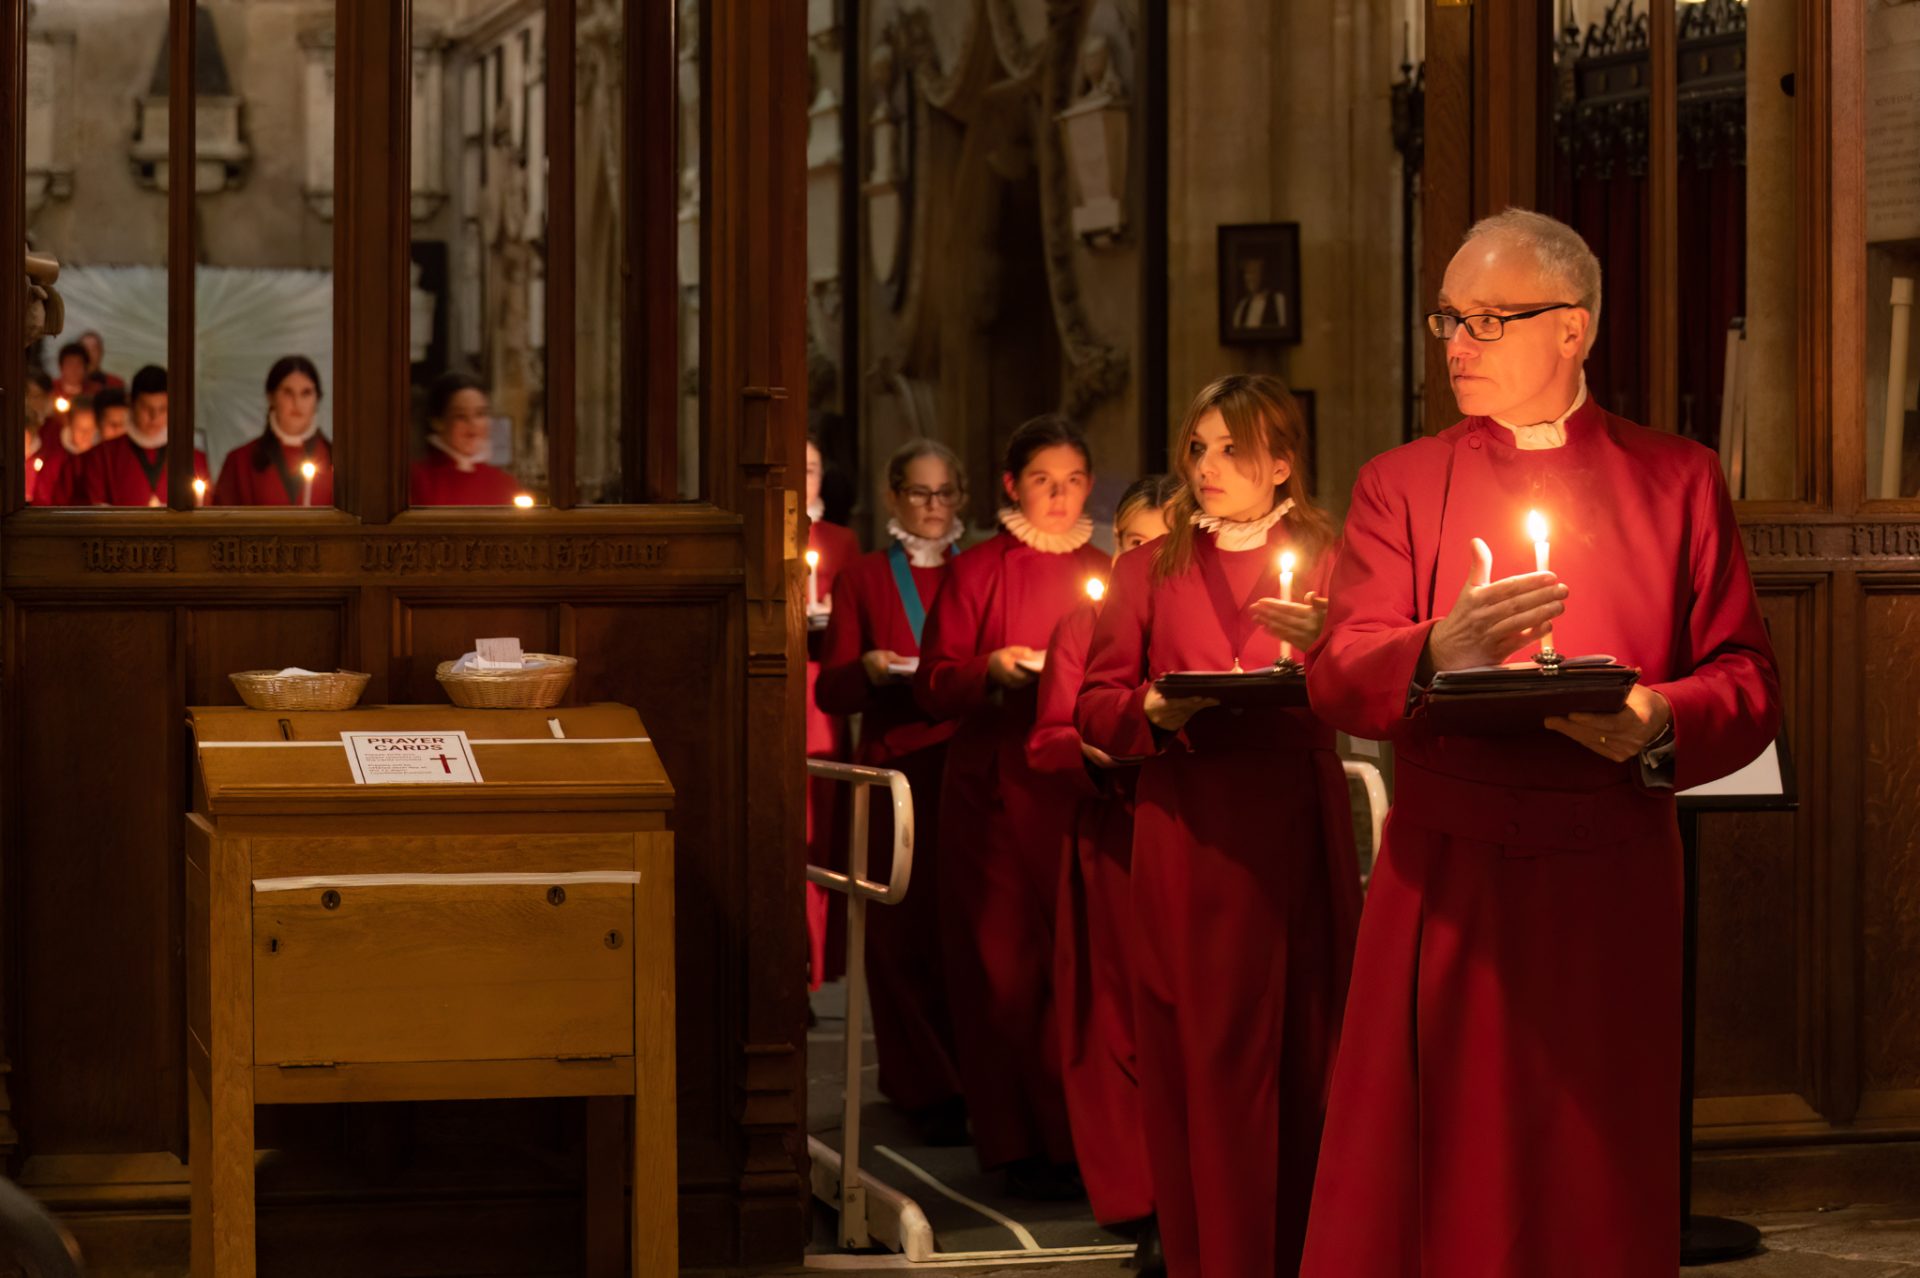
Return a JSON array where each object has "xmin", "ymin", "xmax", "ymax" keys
[
  {"xmin": 1128, "ymin": 1216, "xmax": 1165, "ymax": 1275},
  {"xmin": 907, "ymin": 1096, "xmax": 970, "ymax": 1148},
  {"xmin": 1004, "ymin": 1157, "xmax": 1085, "ymax": 1202}
]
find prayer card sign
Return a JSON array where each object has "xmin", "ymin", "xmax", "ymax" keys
[{"xmin": 342, "ymin": 731, "xmax": 484, "ymax": 785}]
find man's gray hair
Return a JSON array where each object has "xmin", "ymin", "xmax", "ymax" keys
[{"xmin": 1463, "ymin": 209, "xmax": 1603, "ymax": 352}]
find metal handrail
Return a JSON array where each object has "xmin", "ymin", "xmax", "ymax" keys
[
  {"xmin": 1343, "ymin": 759, "xmax": 1388, "ymax": 861},
  {"xmin": 804, "ymin": 758, "xmax": 913, "ymax": 1251}
]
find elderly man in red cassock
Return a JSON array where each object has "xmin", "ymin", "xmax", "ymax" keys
[{"xmin": 1299, "ymin": 209, "xmax": 1780, "ymax": 1278}]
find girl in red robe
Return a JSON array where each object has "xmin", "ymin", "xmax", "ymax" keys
[
  {"xmin": 815, "ymin": 439, "xmax": 968, "ymax": 1142},
  {"xmin": 212, "ymin": 356, "xmax": 334, "ymax": 507},
  {"xmin": 1028, "ymin": 474, "xmax": 1178, "ymax": 1256},
  {"xmin": 408, "ymin": 373, "xmax": 522, "ymax": 507},
  {"xmin": 914, "ymin": 414, "xmax": 1106, "ymax": 1198},
  {"xmin": 1076, "ymin": 374, "xmax": 1363, "ymax": 1277},
  {"xmin": 803, "ymin": 434, "xmax": 862, "ymax": 989}
]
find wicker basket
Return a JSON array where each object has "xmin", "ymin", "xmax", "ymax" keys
[
  {"xmin": 435, "ymin": 654, "xmax": 577, "ymax": 709},
  {"xmin": 229, "ymin": 669, "xmax": 372, "ymax": 712}
]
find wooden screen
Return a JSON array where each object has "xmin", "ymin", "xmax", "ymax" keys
[{"xmin": 0, "ymin": 0, "xmax": 811, "ymax": 1268}]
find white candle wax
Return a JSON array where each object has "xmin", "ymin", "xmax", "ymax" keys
[
  {"xmin": 1278, "ymin": 550, "xmax": 1298, "ymax": 663},
  {"xmin": 1527, "ymin": 510, "xmax": 1555, "ymax": 657},
  {"xmin": 805, "ymin": 549, "xmax": 820, "ymax": 611},
  {"xmin": 301, "ymin": 460, "xmax": 317, "ymax": 507}
]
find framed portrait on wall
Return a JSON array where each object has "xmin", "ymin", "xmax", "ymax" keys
[{"xmin": 1218, "ymin": 223, "xmax": 1303, "ymax": 345}]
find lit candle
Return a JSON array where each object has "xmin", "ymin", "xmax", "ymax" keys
[
  {"xmin": 300, "ymin": 460, "xmax": 317, "ymax": 507},
  {"xmin": 32, "ymin": 457, "xmax": 43, "ymax": 475},
  {"xmin": 1527, "ymin": 510, "xmax": 1555, "ymax": 659},
  {"xmin": 513, "ymin": 492, "xmax": 535, "ymax": 509},
  {"xmin": 53, "ymin": 396, "xmax": 69, "ymax": 414},
  {"xmin": 805, "ymin": 548, "xmax": 820, "ymax": 612},
  {"xmin": 192, "ymin": 477, "xmax": 206, "ymax": 506},
  {"xmin": 1278, "ymin": 550, "xmax": 1298, "ymax": 663},
  {"xmin": 1085, "ymin": 577, "xmax": 1106, "ymax": 604}
]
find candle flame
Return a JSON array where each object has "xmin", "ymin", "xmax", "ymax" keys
[
  {"xmin": 301, "ymin": 460, "xmax": 318, "ymax": 481},
  {"xmin": 192, "ymin": 477, "xmax": 204, "ymax": 496},
  {"xmin": 513, "ymin": 493, "xmax": 535, "ymax": 509},
  {"xmin": 1278, "ymin": 550, "xmax": 1297, "ymax": 576},
  {"xmin": 1085, "ymin": 577, "xmax": 1106, "ymax": 602},
  {"xmin": 805, "ymin": 548, "xmax": 820, "ymax": 569},
  {"xmin": 53, "ymin": 397, "xmax": 69, "ymax": 414},
  {"xmin": 33, "ymin": 457, "xmax": 43, "ymax": 473},
  {"xmin": 1527, "ymin": 510, "xmax": 1549, "ymax": 543}
]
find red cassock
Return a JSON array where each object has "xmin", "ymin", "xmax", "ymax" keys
[
  {"xmin": 1298, "ymin": 401, "xmax": 1780, "ymax": 1278},
  {"xmin": 1027, "ymin": 597, "xmax": 1152, "ymax": 1227},
  {"xmin": 25, "ymin": 443, "xmax": 77, "ymax": 506},
  {"xmin": 212, "ymin": 435, "xmax": 335, "ymax": 506},
  {"xmin": 1076, "ymin": 519, "xmax": 1363, "ymax": 1278},
  {"xmin": 82, "ymin": 436, "xmax": 210, "ymax": 506},
  {"xmin": 914, "ymin": 527, "xmax": 1107, "ymax": 1170},
  {"xmin": 815, "ymin": 542, "xmax": 961, "ymax": 1112},
  {"xmin": 803, "ymin": 518, "xmax": 863, "ymax": 989},
  {"xmin": 407, "ymin": 451, "xmax": 521, "ymax": 506}
]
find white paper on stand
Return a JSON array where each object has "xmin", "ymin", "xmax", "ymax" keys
[
  {"xmin": 342, "ymin": 730, "xmax": 485, "ymax": 785},
  {"xmin": 473, "ymin": 636, "xmax": 526, "ymax": 670}
]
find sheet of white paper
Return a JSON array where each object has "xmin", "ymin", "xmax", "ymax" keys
[
  {"xmin": 342, "ymin": 730, "xmax": 485, "ymax": 785},
  {"xmin": 273, "ymin": 667, "xmax": 325, "ymax": 677},
  {"xmin": 1679, "ymin": 741, "xmax": 1784, "ymax": 800},
  {"xmin": 473, "ymin": 636, "xmax": 525, "ymax": 670},
  {"xmin": 1016, "ymin": 652, "xmax": 1047, "ymax": 673},
  {"xmin": 885, "ymin": 657, "xmax": 920, "ymax": 676}
]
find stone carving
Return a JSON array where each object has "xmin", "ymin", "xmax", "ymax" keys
[
  {"xmin": 23, "ymin": 250, "xmax": 63, "ymax": 348},
  {"xmin": 864, "ymin": 34, "xmax": 911, "ymax": 291},
  {"xmin": 1054, "ymin": 31, "xmax": 1129, "ymax": 243}
]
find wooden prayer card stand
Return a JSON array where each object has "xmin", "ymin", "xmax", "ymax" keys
[
  {"xmin": 1677, "ymin": 733, "xmax": 1797, "ymax": 1266},
  {"xmin": 184, "ymin": 704, "xmax": 677, "ymax": 1278}
]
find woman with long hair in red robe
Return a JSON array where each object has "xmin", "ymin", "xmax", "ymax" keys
[{"xmin": 1076, "ymin": 374, "xmax": 1363, "ymax": 1277}]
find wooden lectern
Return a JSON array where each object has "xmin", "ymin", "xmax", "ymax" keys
[{"xmin": 184, "ymin": 704, "xmax": 676, "ymax": 1278}]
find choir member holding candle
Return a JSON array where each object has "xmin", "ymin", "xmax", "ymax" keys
[
  {"xmin": 408, "ymin": 372, "xmax": 520, "ymax": 507},
  {"xmin": 27, "ymin": 394, "xmax": 95, "ymax": 506},
  {"xmin": 802, "ymin": 434, "xmax": 864, "ymax": 991},
  {"xmin": 212, "ymin": 356, "xmax": 335, "ymax": 507},
  {"xmin": 815, "ymin": 439, "xmax": 969, "ymax": 1143},
  {"xmin": 1027, "ymin": 473, "xmax": 1178, "ymax": 1256},
  {"xmin": 914, "ymin": 415, "xmax": 1106, "ymax": 1197},
  {"xmin": 1075, "ymin": 374, "xmax": 1359, "ymax": 1278},
  {"xmin": 83, "ymin": 366, "xmax": 210, "ymax": 507},
  {"xmin": 1299, "ymin": 210, "xmax": 1779, "ymax": 1277}
]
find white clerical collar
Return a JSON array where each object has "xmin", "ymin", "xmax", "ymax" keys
[
  {"xmin": 807, "ymin": 497, "xmax": 826, "ymax": 521},
  {"xmin": 126, "ymin": 422, "xmax": 167, "ymax": 451},
  {"xmin": 1494, "ymin": 376, "xmax": 1587, "ymax": 450},
  {"xmin": 998, "ymin": 506, "xmax": 1094, "ymax": 554},
  {"xmin": 888, "ymin": 517, "xmax": 963, "ymax": 568},
  {"xmin": 1194, "ymin": 498, "xmax": 1294, "ymax": 551},
  {"xmin": 428, "ymin": 432, "xmax": 483, "ymax": 473},
  {"xmin": 269, "ymin": 411, "xmax": 321, "ymax": 448}
]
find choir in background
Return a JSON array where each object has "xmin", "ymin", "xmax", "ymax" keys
[{"xmin": 809, "ymin": 211, "xmax": 1779, "ymax": 1278}]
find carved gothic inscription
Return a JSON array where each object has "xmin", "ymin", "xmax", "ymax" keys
[
  {"xmin": 1743, "ymin": 525, "xmax": 1818, "ymax": 560},
  {"xmin": 1852, "ymin": 524, "xmax": 1920, "ymax": 558},
  {"xmin": 361, "ymin": 537, "xmax": 667, "ymax": 575},
  {"xmin": 82, "ymin": 540, "xmax": 175, "ymax": 573},
  {"xmin": 210, "ymin": 538, "xmax": 322, "ymax": 573}
]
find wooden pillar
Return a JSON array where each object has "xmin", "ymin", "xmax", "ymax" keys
[
  {"xmin": 1647, "ymin": 0, "xmax": 1679, "ymax": 432},
  {"xmin": 1421, "ymin": 0, "xmax": 1475, "ymax": 436}
]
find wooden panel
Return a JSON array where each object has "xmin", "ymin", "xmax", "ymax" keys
[
  {"xmin": 391, "ymin": 601, "xmax": 561, "ymax": 703},
  {"xmin": 14, "ymin": 608, "xmax": 178, "ymax": 1151},
  {"xmin": 1861, "ymin": 587, "xmax": 1920, "ymax": 1097},
  {"xmin": 254, "ymin": 879, "xmax": 635, "ymax": 1065},
  {"xmin": 1421, "ymin": 0, "xmax": 1474, "ymax": 435},
  {"xmin": 570, "ymin": 600, "xmax": 734, "ymax": 1181},
  {"xmin": 1696, "ymin": 586, "xmax": 1812, "ymax": 1102},
  {"xmin": 186, "ymin": 605, "xmax": 348, "ymax": 705}
]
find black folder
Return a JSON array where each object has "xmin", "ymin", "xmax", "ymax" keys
[
  {"xmin": 1421, "ymin": 655, "xmax": 1638, "ymax": 735},
  {"xmin": 1153, "ymin": 666, "xmax": 1309, "ymax": 708}
]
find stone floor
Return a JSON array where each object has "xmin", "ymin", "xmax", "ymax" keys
[{"xmin": 720, "ymin": 1203, "xmax": 1920, "ymax": 1276}]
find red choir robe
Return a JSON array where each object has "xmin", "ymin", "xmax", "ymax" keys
[
  {"xmin": 212, "ymin": 434, "xmax": 335, "ymax": 507},
  {"xmin": 815, "ymin": 540, "xmax": 961, "ymax": 1111},
  {"xmin": 83, "ymin": 435, "xmax": 210, "ymax": 506},
  {"xmin": 408, "ymin": 450, "xmax": 521, "ymax": 506},
  {"xmin": 1027, "ymin": 597, "xmax": 1152, "ymax": 1227},
  {"xmin": 1298, "ymin": 399, "xmax": 1779, "ymax": 1278},
  {"xmin": 914, "ymin": 526, "xmax": 1108, "ymax": 1170},
  {"xmin": 802, "ymin": 517, "xmax": 862, "ymax": 989},
  {"xmin": 25, "ymin": 437, "xmax": 77, "ymax": 506},
  {"xmin": 1076, "ymin": 518, "xmax": 1362, "ymax": 1278}
]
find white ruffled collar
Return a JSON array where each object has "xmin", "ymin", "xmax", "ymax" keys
[
  {"xmin": 428, "ymin": 432, "xmax": 484, "ymax": 473},
  {"xmin": 269, "ymin": 411, "xmax": 321, "ymax": 448},
  {"xmin": 126, "ymin": 421, "xmax": 166, "ymax": 451},
  {"xmin": 888, "ymin": 517, "xmax": 962, "ymax": 568},
  {"xmin": 1194, "ymin": 498, "xmax": 1294, "ymax": 551},
  {"xmin": 1494, "ymin": 375, "xmax": 1587, "ymax": 450},
  {"xmin": 998, "ymin": 506, "xmax": 1094, "ymax": 554}
]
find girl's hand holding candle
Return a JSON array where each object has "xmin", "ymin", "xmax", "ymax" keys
[{"xmin": 1250, "ymin": 550, "xmax": 1329, "ymax": 655}]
